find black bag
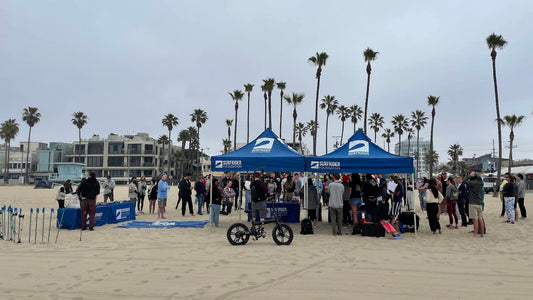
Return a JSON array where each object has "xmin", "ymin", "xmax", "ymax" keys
[
  {"xmin": 399, "ymin": 212, "xmax": 420, "ymax": 230},
  {"xmin": 361, "ymin": 222, "xmax": 385, "ymax": 237},
  {"xmin": 300, "ymin": 218, "xmax": 313, "ymax": 235}
]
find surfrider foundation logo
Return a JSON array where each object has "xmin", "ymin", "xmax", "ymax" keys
[
  {"xmin": 215, "ymin": 160, "xmax": 242, "ymax": 169},
  {"xmin": 310, "ymin": 161, "xmax": 341, "ymax": 169},
  {"xmin": 348, "ymin": 140, "xmax": 369, "ymax": 155},
  {"xmin": 252, "ymin": 138, "xmax": 274, "ymax": 153}
]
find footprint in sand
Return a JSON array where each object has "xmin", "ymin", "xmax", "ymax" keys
[
  {"xmin": 113, "ymin": 289, "xmax": 122, "ymax": 292},
  {"xmin": 18, "ymin": 273, "xmax": 31, "ymax": 278}
]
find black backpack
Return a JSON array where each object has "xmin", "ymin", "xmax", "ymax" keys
[
  {"xmin": 300, "ymin": 218, "xmax": 313, "ymax": 235},
  {"xmin": 251, "ymin": 181, "xmax": 263, "ymax": 202}
]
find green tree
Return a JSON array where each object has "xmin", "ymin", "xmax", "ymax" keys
[
  {"xmin": 222, "ymin": 139, "xmax": 232, "ymax": 154},
  {"xmin": 191, "ymin": 108, "xmax": 208, "ymax": 174},
  {"xmin": 187, "ymin": 126, "xmax": 198, "ymax": 173},
  {"xmin": 157, "ymin": 134, "xmax": 169, "ymax": 173},
  {"xmin": 369, "ymin": 112, "xmax": 384, "ymax": 143},
  {"xmin": 176, "ymin": 131, "xmax": 189, "ymax": 175},
  {"xmin": 244, "ymin": 83, "xmax": 254, "ymax": 143},
  {"xmin": 486, "ymin": 33, "xmax": 507, "ymax": 187},
  {"xmin": 424, "ymin": 150, "xmax": 439, "ymax": 173},
  {"xmin": 276, "ymin": 81, "xmax": 286, "ymax": 138},
  {"xmin": 263, "ymin": 78, "xmax": 276, "ymax": 129},
  {"xmin": 225, "ymin": 119, "xmax": 233, "ymax": 149},
  {"xmin": 261, "ymin": 83, "xmax": 268, "ymax": 129},
  {"xmin": 410, "ymin": 110, "xmax": 428, "ymax": 177},
  {"xmin": 228, "ymin": 90, "xmax": 244, "ymax": 151},
  {"xmin": 406, "ymin": 127, "xmax": 415, "ymax": 157},
  {"xmin": 320, "ymin": 95, "xmax": 339, "ymax": 153},
  {"xmin": 306, "ymin": 120, "xmax": 319, "ymax": 146},
  {"xmin": 381, "ymin": 128, "xmax": 395, "ymax": 153},
  {"xmin": 71, "ymin": 112, "xmax": 88, "ymax": 165},
  {"xmin": 363, "ymin": 48, "xmax": 379, "ymax": 134},
  {"xmin": 284, "ymin": 92, "xmax": 305, "ymax": 148},
  {"xmin": 336, "ymin": 105, "xmax": 349, "ymax": 145},
  {"xmin": 391, "ymin": 114, "xmax": 408, "ymax": 154},
  {"xmin": 447, "ymin": 143, "xmax": 464, "ymax": 173},
  {"xmin": 22, "ymin": 107, "xmax": 41, "ymax": 182},
  {"xmin": 295, "ymin": 122, "xmax": 308, "ymax": 154},
  {"xmin": 348, "ymin": 104, "xmax": 363, "ymax": 134},
  {"xmin": 308, "ymin": 51, "xmax": 329, "ymax": 156},
  {"xmin": 427, "ymin": 95, "xmax": 440, "ymax": 177},
  {"xmin": 0, "ymin": 119, "xmax": 20, "ymax": 184},
  {"xmin": 502, "ymin": 114, "xmax": 525, "ymax": 174},
  {"xmin": 162, "ymin": 113, "xmax": 179, "ymax": 175}
]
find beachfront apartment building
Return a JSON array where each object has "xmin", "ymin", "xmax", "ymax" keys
[
  {"xmin": 63, "ymin": 132, "xmax": 171, "ymax": 183},
  {"xmin": 394, "ymin": 139, "xmax": 430, "ymax": 177},
  {"xmin": 0, "ymin": 142, "xmax": 48, "ymax": 184}
]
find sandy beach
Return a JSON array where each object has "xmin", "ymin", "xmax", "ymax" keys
[{"xmin": 0, "ymin": 184, "xmax": 532, "ymax": 300}]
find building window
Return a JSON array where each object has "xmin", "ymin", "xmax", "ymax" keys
[
  {"xmin": 87, "ymin": 156, "xmax": 103, "ymax": 167},
  {"xmin": 109, "ymin": 170, "xmax": 124, "ymax": 178},
  {"xmin": 108, "ymin": 142, "xmax": 124, "ymax": 155},
  {"xmin": 128, "ymin": 157, "xmax": 141, "ymax": 167},
  {"xmin": 144, "ymin": 170, "xmax": 153, "ymax": 177},
  {"xmin": 88, "ymin": 142, "xmax": 104, "ymax": 154},
  {"xmin": 129, "ymin": 170, "xmax": 141, "ymax": 177},
  {"xmin": 145, "ymin": 144, "xmax": 154, "ymax": 154},
  {"xmin": 74, "ymin": 144, "xmax": 86, "ymax": 155},
  {"xmin": 127, "ymin": 144, "xmax": 141, "ymax": 154},
  {"xmin": 108, "ymin": 157, "xmax": 124, "ymax": 167}
]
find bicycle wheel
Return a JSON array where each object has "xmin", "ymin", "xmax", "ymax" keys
[
  {"xmin": 272, "ymin": 223, "xmax": 293, "ymax": 245},
  {"xmin": 227, "ymin": 223, "xmax": 250, "ymax": 246}
]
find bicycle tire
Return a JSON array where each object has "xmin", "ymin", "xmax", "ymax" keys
[
  {"xmin": 272, "ymin": 223, "xmax": 293, "ymax": 245},
  {"xmin": 227, "ymin": 223, "xmax": 250, "ymax": 246}
]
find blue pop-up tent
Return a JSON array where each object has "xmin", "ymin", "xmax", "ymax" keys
[
  {"xmin": 306, "ymin": 129, "xmax": 414, "ymax": 174},
  {"xmin": 211, "ymin": 128, "xmax": 306, "ymax": 172}
]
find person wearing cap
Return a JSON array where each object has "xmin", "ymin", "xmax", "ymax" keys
[
  {"xmin": 103, "ymin": 175, "xmax": 115, "ymax": 202},
  {"xmin": 390, "ymin": 176, "xmax": 404, "ymax": 224}
]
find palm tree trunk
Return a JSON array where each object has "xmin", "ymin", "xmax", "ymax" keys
[
  {"xmin": 313, "ymin": 75, "xmax": 321, "ymax": 156},
  {"xmin": 340, "ymin": 121, "xmax": 345, "ymax": 145},
  {"xmin": 416, "ymin": 129, "xmax": 420, "ymax": 178},
  {"xmin": 407, "ymin": 138, "xmax": 411, "ymax": 157},
  {"xmin": 398, "ymin": 134, "xmax": 402, "ymax": 155},
  {"xmin": 292, "ymin": 109, "xmax": 296, "ymax": 149},
  {"xmin": 325, "ymin": 114, "xmax": 329, "ymax": 153},
  {"xmin": 279, "ymin": 92, "xmax": 283, "ymax": 139},
  {"xmin": 268, "ymin": 92, "xmax": 272, "ymax": 129},
  {"xmin": 364, "ymin": 63, "xmax": 371, "ymax": 134},
  {"xmin": 4, "ymin": 143, "xmax": 8, "ymax": 184},
  {"xmin": 492, "ymin": 55, "xmax": 503, "ymax": 189},
  {"xmin": 247, "ymin": 92, "xmax": 251, "ymax": 143},
  {"xmin": 429, "ymin": 111, "xmax": 435, "ymax": 177},
  {"xmin": 25, "ymin": 126, "xmax": 32, "ymax": 183},
  {"xmin": 353, "ymin": 121, "xmax": 356, "ymax": 134},
  {"xmin": 387, "ymin": 141, "xmax": 390, "ymax": 152},
  {"xmin": 168, "ymin": 130, "xmax": 172, "ymax": 175},
  {"xmin": 299, "ymin": 136, "xmax": 304, "ymax": 154},
  {"xmin": 78, "ymin": 128, "xmax": 81, "ymax": 164},
  {"xmin": 374, "ymin": 130, "xmax": 377, "ymax": 143},
  {"xmin": 264, "ymin": 95, "xmax": 267, "ymax": 130},
  {"xmin": 234, "ymin": 106, "xmax": 238, "ymax": 151},
  {"xmin": 508, "ymin": 131, "xmax": 513, "ymax": 175},
  {"xmin": 197, "ymin": 126, "xmax": 200, "ymax": 176}
]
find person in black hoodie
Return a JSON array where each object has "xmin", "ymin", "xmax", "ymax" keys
[
  {"xmin": 179, "ymin": 173, "xmax": 194, "ymax": 216},
  {"xmin": 78, "ymin": 171, "xmax": 100, "ymax": 231},
  {"xmin": 362, "ymin": 174, "xmax": 380, "ymax": 222}
]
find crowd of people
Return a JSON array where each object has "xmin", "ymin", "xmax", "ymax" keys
[{"xmin": 54, "ymin": 169, "xmax": 527, "ymax": 236}]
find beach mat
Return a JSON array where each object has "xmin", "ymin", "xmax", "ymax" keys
[{"xmin": 116, "ymin": 220, "xmax": 209, "ymax": 229}]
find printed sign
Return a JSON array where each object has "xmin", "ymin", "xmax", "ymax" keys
[
  {"xmin": 348, "ymin": 140, "xmax": 369, "ymax": 155},
  {"xmin": 252, "ymin": 138, "xmax": 274, "ymax": 153},
  {"xmin": 310, "ymin": 161, "xmax": 341, "ymax": 170},
  {"xmin": 215, "ymin": 160, "xmax": 242, "ymax": 169},
  {"xmin": 115, "ymin": 207, "xmax": 131, "ymax": 220}
]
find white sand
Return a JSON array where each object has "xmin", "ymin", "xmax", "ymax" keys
[{"xmin": 0, "ymin": 185, "xmax": 532, "ymax": 300}]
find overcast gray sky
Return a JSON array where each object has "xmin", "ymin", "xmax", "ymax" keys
[{"xmin": 1, "ymin": 0, "xmax": 533, "ymax": 163}]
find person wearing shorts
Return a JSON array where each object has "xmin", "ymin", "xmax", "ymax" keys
[
  {"xmin": 157, "ymin": 173, "xmax": 170, "ymax": 219},
  {"xmin": 464, "ymin": 171, "xmax": 484, "ymax": 238}
]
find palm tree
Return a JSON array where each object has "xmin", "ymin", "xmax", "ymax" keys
[
  {"xmin": 502, "ymin": 114, "xmax": 525, "ymax": 174},
  {"xmin": 22, "ymin": 107, "xmax": 41, "ymax": 182},
  {"xmin": 157, "ymin": 135, "xmax": 169, "ymax": 173},
  {"xmin": 225, "ymin": 119, "xmax": 233, "ymax": 149},
  {"xmin": 244, "ymin": 83, "xmax": 254, "ymax": 143},
  {"xmin": 276, "ymin": 81, "xmax": 286, "ymax": 138},
  {"xmin": 410, "ymin": 110, "xmax": 428, "ymax": 177},
  {"xmin": 261, "ymin": 83, "xmax": 268, "ymax": 129},
  {"xmin": 306, "ymin": 120, "xmax": 319, "ymax": 148},
  {"xmin": 228, "ymin": 90, "xmax": 244, "ymax": 151},
  {"xmin": 427, "ymin": 95, "xmax": 440, "ymax": 177},
  {"xmin": 308, "ymin": 51, "xmax": 329, "ymax": 156},
  {"xmin": 0, "ymin": 119, "xmax": 20, "ymax": 184},
  {"xmin": 187, "ymin": 126, "xmax": 198, "ymax": 172},
  {"xmin": 191, "ymin": 108, "xmax": 208, "ymax": 174},
  {"xmin": 486, "ymin": 33, "xmax": 507, "ymax": 187},
  {"xmin": 406, "ymin": 127, "xmax": 415, "ymax": 157},
  {"xmin": 336, "ymin": 105, "xmax": 349, "ymax": 145},
  {"xmin": 381, "ymin": 128, "xmax": 395, "ymax": 152},
  {"xmin": 222, "ymin": 139, "xmax": 232, "ymax": 154},
  {"xmin": 363, "ymin": 48, "xmax": 379, "ymax": 134},
  {"xmin": 369, "ymin": 112, "xmax": 384, "ymax": 143},
  {"xmin": 447, "ymin": 143, "xmax": 464, "ymax": 173},
  {"xmin": 162, "ymin": 113, "xmax": 179, "ymax": 174},
  {"xmin": 262, "ymin": 78, "xmax": 276, "ymax": 129},
  {"xmin": 320, "ymin": 95, "xmax": 339, "ymax": 153},
  {"xmin": 176, "ymin": 131, "xmax": 189, "ymax": 175},
  {"xmin": 71, "ymin": 112, "xmax": 88, "ymax": 165},
  {"xmin": 348, "ymin": 104, "xmax": 363, "ymax": 134},
  {"xmin": 284, "ymin": 92, "xmax": 305, "ymax": 148},
  {"xmin": 424, "ymin": 150, "xmax": 439, "ymax": 173},
  {"xmin": 391, "ymin": 114, "xmax": 409, "ymax": 155},
  {"xmin": 294, "ymin": 122, "xmax": 308, "ymax": 154}
]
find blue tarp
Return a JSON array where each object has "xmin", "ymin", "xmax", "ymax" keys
[
  {"xmin": 306, "ymin": 130, "xmax": 414, "ymax": 174},
  {"xmin": 211, "ymin": 128, "xmax": 306, "ymax": 172},
  {"xmin": 115, "ymin": 221, "xmax": 209, "ymax": 229}
]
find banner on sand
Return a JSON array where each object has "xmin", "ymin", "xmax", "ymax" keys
[{"xmin": 115, "ymin": 221, "xmax": 209, "ymax": 229}]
